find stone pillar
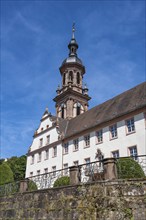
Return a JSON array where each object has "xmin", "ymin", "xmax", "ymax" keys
[
  {"xmin": 69, "ymin": 166, "xmax": 80, "ymax": 185},
  {"xmin": 19, "ymin": 179, "xmax": 29, "ymax": 193},
  {"xmin": 103, "ymin": 158, "xmax": 117, "ymax": 180}
]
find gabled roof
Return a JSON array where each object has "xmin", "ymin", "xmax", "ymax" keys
[{"xmin": 59, "ymin": 82, "xmax": 146, "ymax": 139}]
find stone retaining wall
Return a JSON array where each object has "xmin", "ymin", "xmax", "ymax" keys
[{"xmin": 0, "ymin": 179, "xmax": 146, "ymax": 220}]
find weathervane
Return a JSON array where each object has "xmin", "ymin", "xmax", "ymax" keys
[{"xmin": 72, "ymin": 22, "xmax": 75, "ymax": 39}]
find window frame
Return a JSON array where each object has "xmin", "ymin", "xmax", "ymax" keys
[
  {"xmin": 125, "ymin": 118, "xmax": 135, "ymax": 134},
  {"xmin": 45, "ymin": 149, "xmax": 49, "ymax": 160},
  {"xmin": 38, "ymin": 152, "xmax": 41, "ymax": 162},
  {"xmin": 109, "ymin": 124, "xmax": 117, "ymax": 140},
  {"xmin": 64, "ymin": 142, "xmax": 69, "ymax": 154},
  {"xmin": 73, "ymin": 160, "xmax": 79, "ymax": 166},
  {"xmin": 73, "ymin": 138, "xmax": 79, "ymax": 151},
  {"xmin": 39, "ymin": 138, "xmax": 43, "ymax": 148},
  {"xmin": 84, "ymin": 134, "xmax": 90, "ymax": 148},
  {"xmin": 31, "ymin": 155, "xmax": 34, "ymax": 164},
  {"xmin": 46, "ymin": 135, "xmax": 50, "ymax": 145},
  {"xmin": 111, "ymin": 150, "xmax": 119, "ymax": 158},
  {"xmin": 96, "ymin": 130, "xmax": 103, "ymax": 144},
  {"xmin": 52, "ymin": 146, "xmax": 57, "ymax": 157},
  {"xmin": 128, "ymin": 145, "xmax": 138, "ymax": 159}
]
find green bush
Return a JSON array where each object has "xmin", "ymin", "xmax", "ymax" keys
[
  {"xmin": 53, "ymin": 176, "xmax": 70, "ymax": 187},
  {"xmin": 117, "ymin": 157, "xmax": 145, "ymax": 179},
  {"xmin": 0, "ymin": 163, "xmax": 14, "ymax": 185},
  {"xmin": 28, "ymin": 180, "xmax": 38, "ymax": 191}
]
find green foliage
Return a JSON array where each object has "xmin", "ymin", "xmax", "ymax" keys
[
  {"xmin": 117, "ymin": 157, "xmax": 145, "ymax": 179},
  {"xmin": 6, "ymin": 155, "xmax": 27, "ymax": 181},
  {"xmin": 28, "ymin": 180, "xmax": 38, "ymax": 191},
  {"xmin": 0, "ymin": 163, "xmax": 14, "ymax": 185},
  {"xmin": 53, "ymin": 176, "xmax": 70, "ymax": 187},
  {"xmin": 0, "ymin": 159, "xmax": 5, "ymax": 165}
]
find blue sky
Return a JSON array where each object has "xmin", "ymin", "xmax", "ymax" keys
[{"xmin": 1, "ymin": 0, "xmax": 145, "ymax": 158}]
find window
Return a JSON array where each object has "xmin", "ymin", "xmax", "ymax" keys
[
  {"xmin": 96, "ymin": 130, "xmax": 103, "ymax": 143},
  {"xmin": 77, "ymin": 72, "xmax": 80, "ymax": 84},
  {"xmin": 112, "ymin": 150, "xmax": 119, "ymax": 158},
  {"xmin": 44, "ymin": 168, "xmax": 48, "ymax": 174},
  {"xmin": 63, "ymin": 163, "xmax": 68, "ymax": 175},
  {"xmin": 31, "ymin": 155, "xmax": 34, "ymax": 164},
  {"xmin": 110, "ymin": 124, "xmax": 117, "ymax": 139},
  {"xmin": 77, "ymin": 103, "xmax": 81, "ymax": 116},
  {"xmin": 38, "ymin": 153, "xmax": 41, "ymax": 162},
  {"xmin": 84, "ymin": 134, "xmax": 90, "ymax": 147},
  {"xmin": 45, "ymin": 149, "xmax": 49, "ymax": 160},
  {"xmin": 52, "ymin": 166, "xmax": 56, "ymax": 177},
  {"xmin": 64, "ymin": 142, "xmax": 69, "ymax": 154},
  {"xmin": 85, "ymin": 158, "xmax": 90, "ymax": 165},
  {"xmin": 63, "ymin": 73, "xmax": 66, "ymax": 85},
  {"xmin": 30, "ymin": 172, "xmax": 33, "ymax": 177},
  {"xmin": 39, "ymin": 138, "xmax": 43, "ymax": 148},
  {"xmin": 129, "ymin": 146, "xmax": 138, "ymax": 159},
  {"xmin": 61, "ymin": 106, "xmax": 64, "ymax": 119},
  {"xmin": 73, "ymin": 139, "xmax": 79, "ymax": 151},
  {"xmin": 53, "ymin": 146, "xmax": 57, "ymax": 157},
  {"xmin": 126, "ymin": 118, "xmax": 135, "ymax": 134},
  {"xmin": 46, "ymin": 135, "xmax": 50, "ymax": 145},
  {"xmin": 69, "ymin": 71, "xmax": 73, "ymax": 81},
  {"xmin": 37, "ymin": 170, "xmax": 40, "ymax": 176},
  {"xmin": 73, "ymin": 161, "xmax": 79, "ymax": 166}
]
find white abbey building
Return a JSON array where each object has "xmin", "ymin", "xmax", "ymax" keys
[{"xmin": 25, "ymin": 27, "xmax": 146, "ymax": 179}]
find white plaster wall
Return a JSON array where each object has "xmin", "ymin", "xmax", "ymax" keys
[
  {"xmin": 25, "ymin": 143, "xmax": 62, "ymax": 177},
  {"xmin": 62, "ymin": 113, "xmax": 145, "ymax": 167},
  {"xmin": 26, "ymin": 112, "xmax": 145, "ymax": 178}
]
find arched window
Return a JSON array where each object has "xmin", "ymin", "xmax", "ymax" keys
[
  {"xmin": 77, "ymin": 72, "xmax": 80, "ymax": 84},
  {"xmin": 69, "ymin": 71, "xmax": 73, "ymax": 81},
  {"xmin": 63, "ymin": 73, "xmax": 66, "ymax": 85},
  {"xmin": 77, "ymin": 103, "xmax": 81, "ymax": 116}
]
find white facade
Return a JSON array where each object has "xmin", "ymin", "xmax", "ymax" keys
[{"xmin": 25, "ymin": 110, "xmax": 146, "ymax": 178}]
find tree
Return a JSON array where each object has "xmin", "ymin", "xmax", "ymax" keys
[
  {"xmin": 0, "ymin": 159, "xmax": 5, "ymax": 165},
  {"xmin": 0, "ymin": 162, "xmax": 14, "ymax": 185},
  {"xmin": 6, "ymin": 155, "xmax": 27, "ymax": 181},
  {"xmin": 117, "ymin": 157, "xmax": 145, "ymax": 179}
]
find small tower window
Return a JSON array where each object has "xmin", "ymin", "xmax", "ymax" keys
[
  {"xmin": 61, "ymin": 104, "xmax": 65, "ymax": 119},
  {"xmin": 69, "ymin": 71, "xmax": 73, "ymax": 81},
  {"xmin": 63, "ymin": 73, "xmax": 66, "ymax": 85},
  {"xmin": 77, "ymin": 72, "xmax": 80, "ymax": 84},
  {"xmin": 77, "ymin": 103, "xmax": 81, "ymax": 116}
]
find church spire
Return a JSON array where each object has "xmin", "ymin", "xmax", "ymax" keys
[
  {"xmin": 68, "ymin": 23, "xmax": 78, "ymax": 57},
  {"xmin": 72, "ymin": 22, "xmax": 75, "ymax": 39}
]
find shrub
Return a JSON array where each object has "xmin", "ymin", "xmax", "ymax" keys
[
  {"xmin": 117, "ymin": 157, "xmax": 145, "ymax": 179},
  {"xmin": 53, "ymin": 176, "xmax": 70, "ymax": 187},
  {"xmin": 0, "ymin": 163, "xmax": 14, "ymax": 185},
  {"xmin": 28, "ymin": 180, "xmax": 38, "ymax": 191}
]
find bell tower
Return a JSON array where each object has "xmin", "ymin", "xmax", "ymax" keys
[{"xmin": 53, "ymin": 24, "xmax": 91, "ymax": 119}]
